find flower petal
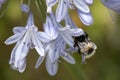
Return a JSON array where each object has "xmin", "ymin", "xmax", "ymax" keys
[
  {"xmin": 56, "ymin": 0, "xmax": 68, "ymax": 22},
  {"xmin": 13, "ymin": 27, "xmax": 26, "ymax": 34},
  {"xmin": 44, "ymin": 16, "xmax": 58, "ymax": 39},
  {"xmin": 47, "ymin": 42, "xmax": 59, "ymax": 63},
  {"xmin": 12, "ymin": 38, "xmax": 29, "ymax": 72},
  {"xmin": 26, "ymin": 12, "xmax": 34, "ymax": 28},
  {"xmin": 46, "ymin": 54, "xmax": 58, "ymax": 76},
  {"xmin": 61, "ymin": 52, "xmax": 76, "ymax": 64},
  {"xmin": 9, "ymin": 42, "xmax": 20, "ymax": 65},
  {"xmin": 77, "ymin": 10, "xmax": 93, "ymax": 26},
  {"xmin": 38, "ymin": 32, "xmax": 51, "ymax": 42},
  {"xmin": 101, "ymin": 0, "xmax": 120, "ymax": 12},
  {"xmin": 35, "ymin": 56, "xmax": 45, "ymax": 68},
  {"xmin": 17, "ymin": 59, "xmax": 26, "ymax": 73},
  {"xmin": 31, "ymin": 32, "xmax": 45, "ymax": 56},
  {"xmin": 59, "ymin": 32, "xmax": 74, "ymax": 47},
  {"xmin": 64, "ymin": 14, "xmax": 76, "ymax": 28},
  {"xmin": 84, "ymin": 0, "xmax": 93, "ymax": 5},
  {"xmin": 21, "ymin": 4, "xmax": 30, "ymax": 13},
  {"xmin": 74, "ymin": 0, "xmax": 90, "ymax": 13},
  {"xmin": 58, "ymin": 27, "xmax": 74, "ymax": 47},
  {"xmin": 66, "ymin": 25, "xmax": 84, "ymax": 36},
  {"xmin": 4, "ymin": 33, "xmax": 24, "ymax": 45}
]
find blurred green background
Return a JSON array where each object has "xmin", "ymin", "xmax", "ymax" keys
[{"xmin": 1, "ymin": 0, "xmax": 120, "ymax": 80}]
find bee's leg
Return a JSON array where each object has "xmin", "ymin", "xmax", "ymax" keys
[
  {"xmin": 81, "ymin": 53, "xmax": 87, "ymax": 64},
  {"xmin": 66, "ymin": 47, "xmax": 77, "ymax": 53},
  {"xmin": 73, "ymin": 41, "xmax": 78, "ymax": 48},
  {"xmin": 77, "ymin": 48, "xmax": 81, "ymax": 55}
]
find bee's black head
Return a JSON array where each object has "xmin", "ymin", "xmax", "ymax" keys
[{"xmin": 74, "ymin": 32, "xmax": 88, "ymax": 42}]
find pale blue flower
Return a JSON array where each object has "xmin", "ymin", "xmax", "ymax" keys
[
  {"xmin": 4, "ymin": 12, "xmax": 45, "ymax": 73},
  {"xmin": 36, "ymin": 38, "xmax": 76, "ymax": 76},
  {"xmin": 20, "ymin": 4, "xmax": 30, "ymax": 13},
  {"xmin": 35, "ymin": 14, "xmax": 82, "ymax": 76},
  {"xmin": 101, "ymin": 0, "xmax": 120, "ymax": 13},
  {"xmin": 50, "ymin": 13, "xmax": 84, "ymax": 47},
  {"xmin": 46, "ymin": 0, "xmax": 93, "ymax": 25}
]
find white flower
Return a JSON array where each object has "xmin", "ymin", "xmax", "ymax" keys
[{"xmin": 4, "ymin": 12, "xmax": 45, "ymax": 73}]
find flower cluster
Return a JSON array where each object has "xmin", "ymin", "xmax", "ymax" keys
[
  {"xmin": 46, "ymin": 0, "xmax": 93, "ymax": 26},
  {"xmin": 3, "ymin": 0, "xmax": 120, "ymax": 76}
]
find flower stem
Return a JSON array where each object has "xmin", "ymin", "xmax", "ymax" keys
[{"xmin": 35, "ymin": 0, "xmax": 46, "ymax": 22}]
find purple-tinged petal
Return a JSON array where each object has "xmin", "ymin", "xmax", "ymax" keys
[
  {"xmin": 26, "ymin": 12, "xmax": 34, "ymax": 28},
  {"xmin": 46, "ymin": 54, "xmax": 58, "ymax": 76},
  {"xmin": 84, "ymin": 0, "xmax": 93, "ymax": 5},
  {"xmin": 58, "ymin": 27, "xmax": 74, "ymax": 47},
  {"xmin": 77, "ymin": 10, "xmax": 93, "ymax": 26},
  {"xmin": 9, "ymin": 42, "xmax": 20, "ymax": 65},
  {"xmin": 74, "ymin": 0, "xmax": 90, "ymax": 13},
  {"xmin": 13, "ymin": 27, "xmax": 26, "ymax": 34},
  {"xmin": 35, "ymin": 56, "xmax": 45, "ymax": 68},
  {"xmin": 69, "ymin": 28, "xmax": 84, "ymax": 36},
  {"xmin": 17, "ymin": 59, "xmax": 26, "ymax": 73},
  {"xmin": 31, "ymin": 32, "xmax": 45, "ymax": 56},
  {"xmin": 9, "ymin": 31, "xmax": 30, "ymax": 73},
  {"xmin": 13, "ymin": 39, "xmax": 29, "ymax": 72},
  {"xmin": 4, "ymin": 33, "xmax": 24, "ymax": 45},
  {"xmin": 38, "ymin": 32, "xmax": 51, "ymax": 42},
  {"xmin": 44, "ymin": 17, "xmax": 58, "ymax": 39},
  {"xmin": 56, "ymin": 0, "xmax": 68, "ymax": 22},
  {"xmin": 61, "ymin": 52, "xmax": 76, "ymax": 64},
  {"xmin": 101, "ymin": 0, "xmax": 120, "ymax": 13},
  {"xmin": 21, "ymin": 4, "xmax": 30, "ymax": 13},
  {"xmin": 64, "ymin": 14, "xmax": 76, "ymax": 28},
  {"xmin": 47, "ymin": 42, "xmax": 59, "ymax": 63}
]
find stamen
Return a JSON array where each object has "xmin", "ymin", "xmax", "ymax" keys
[
  {"xmin": 27, "ymin": 43, "xmax": 31, "ymax": 46},
  {"xmin": 31, "ymin": 43, "xmax": 35, "ymax": 49},
  {"xmin": 23, "ymin": 42, "xmax": 26, "ymax": 44},
  {"xmin": 63, "ymin": 1, "xmax": 74, "ymax": 6}
]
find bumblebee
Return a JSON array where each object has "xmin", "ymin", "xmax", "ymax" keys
[{"xmin": 73, "ymin": 32, "xmax": 97, "ymax": 63}]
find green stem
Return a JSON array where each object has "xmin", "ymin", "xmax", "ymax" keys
[
  {"xmin": 35, "ymin": 0, "xmax": 46, "ymax": 22},
  {"xmin": 28, "ymin": 0, "xmax": 31, "ymax": 7}
]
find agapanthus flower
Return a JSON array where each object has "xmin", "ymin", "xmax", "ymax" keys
[
  {"xmin": 101, "ymin": 0, "xmax": 120, "ymax": 13},
  {"xmin": 4, "ymin": 11, "xmax": 45, "ymax": 73},
  {"xmin": 35, "ymin": 13, "xmax": 84, "ymax": 76},
  {"xmin": 46, "ymin": 0, "xmax": 93, "ymax": 25}
]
